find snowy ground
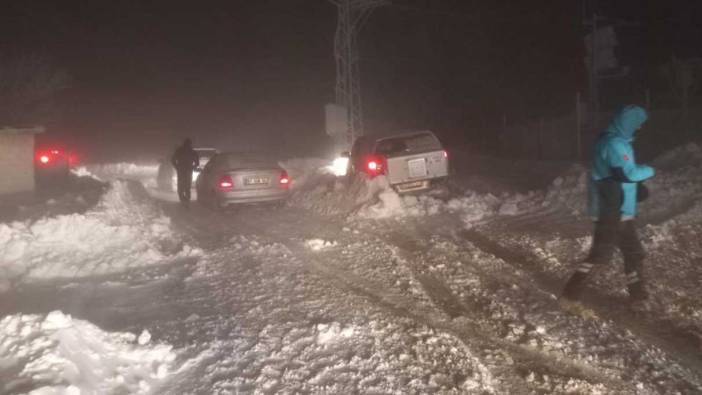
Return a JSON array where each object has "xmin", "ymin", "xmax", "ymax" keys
[{"xmin": 1, "ymin": 144, "xmax": 702, "ymax": 394}]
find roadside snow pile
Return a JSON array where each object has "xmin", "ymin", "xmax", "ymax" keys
[
  {"xmin": 540, "ymin": 143, "xmax": 702, "ymax": 221},
  {"xmin": 286, "ymin": 158, "xmax": 528, "ymax": 223},
  {"xmin": 0, "ymin": 311, "xmax": 175, "ymax": 394},
  {"xmin": 75, "ymin": 162, "xmax": 159, "ymax": 188},
  {"xmin": 643, "ymin": 142, "xmax": 702, "ymax": 224},
  {"xmin": 543, "ymin": 164, "xmax": 588, "ymax": 215},
  {"xmin": 0, "ymin": 180, "xmax": 198, "ymax": 287}
]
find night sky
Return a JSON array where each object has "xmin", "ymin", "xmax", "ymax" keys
[{"xmin": 2, "ymin": 1, "xmax": 700, "ymax": 161}]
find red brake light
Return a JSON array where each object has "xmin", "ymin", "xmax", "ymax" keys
[
  {"xmin": 39, "ymin": 155, "xmax": 50, "ymax": 164},
  {"xmin": 363, "ymin": 155, "xmax": 385, "ymax": 177},
  {"xmin": 68, "ymin": 153, "xmax": 80, "ymax": 166},
  {"xmin": 279, "ymin": 170, "xmax": 290, "ymax": 187},
  {"xmin": 219, "ymin": 175, "xmax": 234, "ymax": 190},
  {"xmin": 443, "ymin": 150, "xmax": 448, "ymax": 159}
]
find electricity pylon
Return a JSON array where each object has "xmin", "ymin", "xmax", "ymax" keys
[{"xmin": 330, "ymin": 0, "xmax": 387, "ymax": 148}]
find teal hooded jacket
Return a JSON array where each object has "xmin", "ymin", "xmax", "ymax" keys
[{"xmin": 587, "ymin": 105, "xmax": 655, "ymax": 219}]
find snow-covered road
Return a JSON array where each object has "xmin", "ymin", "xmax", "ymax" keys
[{"xmin": 2, "ymin": 144, "xmax": 702, "ymax": 394}]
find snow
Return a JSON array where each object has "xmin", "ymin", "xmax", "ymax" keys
[
  {"xmin": 305, "ymin": 238, "xmax": 338, "ymax": 251},
  {"xmin": 0, "ymin": 311, "xmax": 176, "ymax": 395},
  {"xmin": 2, "ymin": 142, "xmax": 702, "ymax": 393},
  {"xmin": 74, "ymin": 163, "xmax": 160, "ymax": 188},
  {"xmin": 0, "ymin": 180, "xmax": 200, "ymax": 288}
]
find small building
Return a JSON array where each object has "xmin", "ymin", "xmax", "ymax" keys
[{"xmin": 0, "ymin": 126, "xmax": 44, "ymax": 195}]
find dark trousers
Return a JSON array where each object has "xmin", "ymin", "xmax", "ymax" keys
[
  {"xmin": 562, "ymin": 220, "xmax": 647, "ymax": 301},
  {"xmin": 562, "ymin": 180, "xmax": 648, "ymax": 301},
  {"xmin": 176, "ymin": 171, "xmax": 192, "ymax": 205}
]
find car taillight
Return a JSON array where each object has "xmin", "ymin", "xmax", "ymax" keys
[
  {"xmin": 219, "ymin": 175, "xmax": 234, "ymax": 190},
  {"xmin": 363, "ymin": 155, "xmax": 386, "ymax": 177},
  {"xmin": 39, "ymin": 154, "xmax": 50, "ymax": 164},
  {"xmin": 279, "ymin": 170, "xmax": 290, "ymax": 187},
  {"xmin": 443, "ymin": 150, "xmax": 448, "ymax": 159},
  {"xmin": 68, "ymin": 153, "xmax": 80, "ymax": 166}
]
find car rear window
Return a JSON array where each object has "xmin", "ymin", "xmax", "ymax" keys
[
  {"xmin": 216, "ymin": 153, "xmax": 278, "ymax": 169},
  {"xmin": 375, "ymin": 133, "xmax": 442, "ymax": 156},
  {"xmin": 196, "ymin": 149, "xmax": 217, "ymax": 167}
]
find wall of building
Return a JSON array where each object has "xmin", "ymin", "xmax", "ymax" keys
[{"xmin": 0, "ymin": 133, "xmax": 35, "ymax": 195}]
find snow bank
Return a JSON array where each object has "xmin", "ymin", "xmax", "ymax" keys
[
  {"xmin": 0, "ymin": 180, "xmax": 199, "ymax": 288},
  {"xmin": 287, "ymin": 142, "xmax": 702, "ymax": 226},
  {"xmin": 537, "ymin": 143, "xmax": 702, "ymax": 222},
  {"xmin": 75, "ymin": 163, "xmax": 160, "ymax": 188},
  {"xmin": 0, "ymin": 311, "xmax": 175, "ymax": 394},
  {"xmin": 285, "ymin": 158, "xmax": 526, "ymax": 225}
]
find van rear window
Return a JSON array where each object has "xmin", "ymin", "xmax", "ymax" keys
[{"xmin": 375, "ymin": 133, "xmax": 441, "ymax": 156}]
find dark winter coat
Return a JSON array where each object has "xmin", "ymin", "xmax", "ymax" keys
[{"xmin": 171, "ymin": 144, "xmax": 199, "ymax": 175}]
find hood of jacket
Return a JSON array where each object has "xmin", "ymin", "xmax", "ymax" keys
[{"xmin": 605, "ymin": 105, "xmax": 648, "ymax": 142}]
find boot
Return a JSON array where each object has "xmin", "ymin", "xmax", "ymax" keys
[
  {"xmin": 561, "ymin": 271, "xmax": 589, "ymax": 301},
  {"xmin": 628, "ymin": 282, "xmax": 648, "ymax": 301}
]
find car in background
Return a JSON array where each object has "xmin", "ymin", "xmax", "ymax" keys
[
  {"xmin": 346, "ymin": 130, "xmax": 449, "ymax": 194},
  {"xmin": 34, "ymin": 146, "xmax": 78, "ymax": 187},
  {"xmin": 195, "ymin": 152, "xmax": 290, "ymax": 209},
  {"xmin": 157, "ymin": 147, "xmax": 218, "ymax": 192}
]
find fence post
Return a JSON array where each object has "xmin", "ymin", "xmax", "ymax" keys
[{"xmin": 576, "ymin": 91, "xmax": 582, "ymax": 161}]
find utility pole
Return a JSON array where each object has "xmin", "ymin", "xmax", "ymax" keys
[{"xmin": 329, "ymin": 0, "xmax": 387, "ymax": 150}]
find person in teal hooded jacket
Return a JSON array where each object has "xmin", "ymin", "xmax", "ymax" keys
[{"xmin": 561, "ymin": 105, "xmax": 656, "ymax": 307}]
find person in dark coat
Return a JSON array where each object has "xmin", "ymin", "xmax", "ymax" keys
[
  {"xmin": 171, "ymin": 138, "xmax": 199, "ymax": 206},
  {"xmin": 561, "ymin": 105, "xmax": 656, "ymax": 311}
]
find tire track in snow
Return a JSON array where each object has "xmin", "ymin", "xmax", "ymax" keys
[
  {"xmin": 362, "ymin": 213, "xmax": 702, "ymax": 393},
  {"xmin": 458, "ymin": 225, "xmax": 702, "ymax": 388},
  {"xmin": 157, "ymin": 198, "xmax": 696, "ymax": 392},
  {"xmin": 180, "ymin": 206, "xmax": 630, "ymax": 392},
  {"xmin": 302, "ymin": 251, "xmax": 630, "ymax": 393}
]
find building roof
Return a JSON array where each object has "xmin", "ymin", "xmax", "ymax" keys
[{"xmin": 0, "ymin": 126, "xmax": 45, "ymax": 135}]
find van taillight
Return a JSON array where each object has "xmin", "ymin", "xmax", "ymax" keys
[
  {"xmin": 364, "ymin": 155, "xmax": 386, "ymax": 177},
  {"xmin": 219, "ymin": 175, "xmax": 234, "ymax": 190},
  {"xmin": 280, "ymin": 170, "xmax": 290, "ymax": 187}
]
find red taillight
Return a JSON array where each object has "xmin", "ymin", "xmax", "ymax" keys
[
  {"xmin": 279, "ymin": 170, "xmax": 290, "ymax": 187},
  {"xmin": 68, "ymin": 153, "xmax": 80, "ymax": 166},
  {"xmin": 218, "ymin": 175, "xmax": 234, "ymax": 190},
  {"xmin": 363, "ymin": 155, "xmax": 386, "ymax": 177},
  {"xmin": 443, "ymin": 150, "xmax": 448, "ymax": 159},
  {"xmin": 39, "ymin": 154, "xmax": 50, "ymax": 164}
]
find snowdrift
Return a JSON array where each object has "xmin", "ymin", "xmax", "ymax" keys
[
  {"xmin": 285, "ymin": 159, "xmax": 545, "ymax": 225},
  {"xmin": 284, "ymin": 142, "xmax": 702, "ymax": 230},
  {"xmin": 74, "ymin": 162, "xmax": 160, "ymax": 188},
  {"xmin": 0, "ymin": 311, "xmax": 175, "ymax": 394},
  {"xmin": 0, "ymin": 180, "xmax": 198, "ymax": 290}
]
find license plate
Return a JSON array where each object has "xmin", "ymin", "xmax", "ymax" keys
[
  {"xmin": 244, "ymin": 177, "xmax": 270, "ymax": 185},
  {"xmin": 396, "ymin": 180, "xmax": 428, "ymax": 192},
  {"xmin": 408, "ymin": 158, "xmax": 427, "ymax": 178}
]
